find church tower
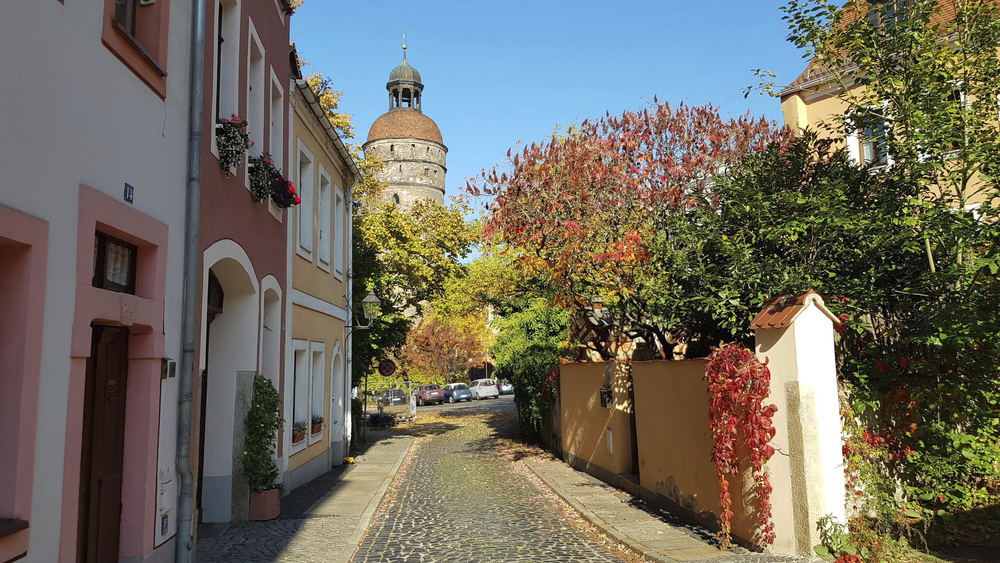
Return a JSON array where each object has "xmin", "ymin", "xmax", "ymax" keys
[{"xmin": 363, "ymin": 41, "xmax": 447, "ymax": 206}]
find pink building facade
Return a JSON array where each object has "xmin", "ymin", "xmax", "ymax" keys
[{"xmin": 0, "ymin": 1, "xmax": 192, "ymax": 561}]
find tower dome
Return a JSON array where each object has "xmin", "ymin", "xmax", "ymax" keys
[
  {"xmin": 388, "ymin": 59, "xmax": 421, "ymax": 84},
  {"xmin": 363, "ymin": 41, "xmax": 447, "ymax": 207}
]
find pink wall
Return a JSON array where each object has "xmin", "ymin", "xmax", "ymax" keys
[
  {"xmin": 0, "ymin": 205, "xmax": 48, "ymax": 563},
  {"xmin": 58, "ymin": 185, "xmax": 168, "ymax": 562}
]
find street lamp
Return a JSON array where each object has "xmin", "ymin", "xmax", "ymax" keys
[
  {"xmin": 353, "ymin": 291, "xmax": 382, "ymax": 329},
  {"xmin": 584, "ymin": 295, "xmax": 608, "ymax": 327},
  {"xmin": 346, "ymin": 291, "xmax": 381, "ymax": 442},
  {"xmin": 591, "ymin": 296, "xmax": 605, "ymax": 321}
]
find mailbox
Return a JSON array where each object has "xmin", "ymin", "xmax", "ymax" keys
[{"xmin": 599, "ymin": 385, "xmax": 613, "ymax": 408}]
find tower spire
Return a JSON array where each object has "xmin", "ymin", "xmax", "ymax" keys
[{"xmin": 402, "ymin": 26, "xmax": 407, "ymax": 60}]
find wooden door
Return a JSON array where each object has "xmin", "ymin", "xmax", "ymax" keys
[
  {"xmin": 197, "ymin": 271, "xmax": 224, "ymax": 521},
  {"xmin": 77, "ymin": 326, "xmax": 129, "ymax": 563}
]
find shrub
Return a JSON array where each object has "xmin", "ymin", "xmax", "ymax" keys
[{"xmin": 243, "ymin": 375, "xmax": 282, "ymax": 492}]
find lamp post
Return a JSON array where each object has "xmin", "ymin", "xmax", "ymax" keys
[
  {"xmin": 347, "ymin": 291, "xmax": 381, "ymax": 442},
  {"xmin": 585, "ymin": 295, "xmax": 607, "ymax": 327}
]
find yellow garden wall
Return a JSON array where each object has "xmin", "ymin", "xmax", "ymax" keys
[
  {"xmin": 631, "ymin": 360, "xmax": 761, "ymax": 545},
  {"xmin": 559, "ymin": 360, "xmax": 634, "ymax": 477}
]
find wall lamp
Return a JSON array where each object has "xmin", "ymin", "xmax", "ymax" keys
[
  {"xmin": 584, "ymin": 295, "xmax": 609, "ymax": 327},
  {"xmin": 349, "ymin": 291, "xmax": 382, "ymax": 330}
]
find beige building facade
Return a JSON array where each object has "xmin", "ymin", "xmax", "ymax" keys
[{"xmin": 283, "ymin": 76, "xmax": 359, "ymax": 491}]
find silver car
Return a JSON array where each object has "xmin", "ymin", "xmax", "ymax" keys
[{"xmin": 470, "ymin": 379, "xmax": 500, "ymax": 400}]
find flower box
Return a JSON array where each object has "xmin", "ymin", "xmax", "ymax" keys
[{"xmin": 216, "ymin": 114, "xmax": 252, "ymax": 176}]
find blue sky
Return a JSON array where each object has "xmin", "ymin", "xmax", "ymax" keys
[{"xmin": 291, "ymin": 1, "xmax": 809, "ymax": 201}]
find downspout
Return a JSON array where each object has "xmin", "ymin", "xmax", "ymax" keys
[
  {"xmin": 345, "ymin": 177, "xmax": 358, "ymax": 452},
  {"xmin": 176, "ymin": 0, "xmax": 206, "ymax": 559}
]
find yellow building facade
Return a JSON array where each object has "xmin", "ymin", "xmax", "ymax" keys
[
  {"xmin": 283, "ymin": 76, "xmax": 358, "ymax": 491},
  {"xmin": 778, "ymin": 0, "xmax": 990, "ymax": 205}
]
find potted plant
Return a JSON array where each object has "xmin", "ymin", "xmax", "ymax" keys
[
  {"xmin": 216, "ymin": 113, "xmax": 252, "ymax": 176},
  {"xmin": 248, "ymin": 153, "xmax": 278, "ymax": 203},
  {"xmin": 244, "ymin": 375, "xmax": 282, "ymax": 521},
  {"xmin": 279, "ymin": 0, "xmax": 297, "ymax": 15},
  {"xmin": 311, "ymin": 414, "xmax": 324, "ymax": 435},
  {"xmin": 292, "ymin": 421, "xmax": 307, "ymax": 444},
  {"xmin": 270, "ymin": 173, "xmax": 301, "ymax": 209}
]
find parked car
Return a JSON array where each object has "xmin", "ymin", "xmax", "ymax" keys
[
  {"xmin": 498, "ymin": 380, "xmax": 513, "ymax": 395},
  {"xmin": 470, "ymin": 379, "xmax": 500, "ymax": 400},
  {"xmin": 415, "ymin": 384, "xmax": 445, "ymax": 406},
  {"xmin": 376, "ymin": 389, "xmax": 408, "ymax": 414},
  {"xmin": 442, "ymin": 383, "xmax": 473, "ymax": 403}
]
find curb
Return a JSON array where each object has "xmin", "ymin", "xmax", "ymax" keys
[
  {"xmin": 344, "ymin": 435, "xmax": 415, "ymax": 559},
  {"xmin": 524, "ymin": 459, "xmax": 676, "ymax": 563}
]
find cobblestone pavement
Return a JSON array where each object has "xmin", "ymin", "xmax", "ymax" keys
[
  {"xmin": 196, "ymin": 435, "xmax": 413, "ymax": 563},
  {"xmin": 353, "ymin": 397, "xmax": 627, "ymax": 562},
  {"xmin": 196, "ymin": 396, "xmax": 817, "ymax": 563}
]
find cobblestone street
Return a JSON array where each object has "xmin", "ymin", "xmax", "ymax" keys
[
  {"xmin": 198, "ymin": 396, "xmax": 816, "ymax": 563},
  {"xmin": 353, "ymin": 396, "xmax": 627, "ymax": 562}
]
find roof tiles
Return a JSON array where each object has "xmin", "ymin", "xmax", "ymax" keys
[{"xmin": 749, "ymin": 290, "xmax": 842, "ymax": 330}]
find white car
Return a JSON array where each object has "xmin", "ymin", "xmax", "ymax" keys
[{"xmin": 470, "ymin": 379, "xmax": 500, "ymax": 400}]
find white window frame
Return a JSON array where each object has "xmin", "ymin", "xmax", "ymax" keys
[
  {"xmin": 272, "ymin": 0, "xmax": 286, "ymax": 23},
  {"xmin": 210, "ymin": 0, "xmax": 241, "ymax": 160},
  {"xmin": 846, "ymin": 106, "xmax": 893, "ymax": 169},
  {"xmin": 268, "ymin": 70, "xmax": 285, "ymax": 172},
  {"xmin": 291, "ymin": 339, "xmax": 309, "ymax": 455},
  {"xmin": 317, "ymin": 166, "xmax": 332, "ymax": 272},
  {"xmin": 334, "ymin": 186, "xmax": 345, "ymax": 279},
  {"xmin": 308, "ymin": 342, "xmax": 326, "ymax": 446},
  {"xmin": 296, "ymin": 141, "xmax": 315, "ymax": 260},
  {"xmin": 246, "ymin": 19, "xmax": 266, "ymax": 163}
]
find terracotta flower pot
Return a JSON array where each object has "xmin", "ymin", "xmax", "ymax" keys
[
  {"xmin": 311, "ymin": 422, "xmax": 322, "ymax": 434},
  {"xmin": 292, "ymin": 430, "xmax": 305, "ymax": 444},
  {"xmin": 249, "ymin": 488, "xmax": 280, "ymax": 521}
]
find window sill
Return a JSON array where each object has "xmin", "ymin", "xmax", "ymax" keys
[
  {"xmin": 0, "ymin": 519, "xmax": 28, "ymax": 541},
  {"xmin": 113, "ymin": 20, "xmax": 167, "ymax": 77},
  {"xmin": 101, "ymin": 14, "xmax": 168, "ymax": 99},
  {"xmin": 296, "ymin": 246, "xmax": 313, "ymax": 263}
]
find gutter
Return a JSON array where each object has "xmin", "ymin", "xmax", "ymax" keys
[
  {"xmin": 295, "ymin": 79, "xmax": 360, "ymax": 181},
  {"xmin": 175, "ymin": 0, "xmax": 206, "ymax": 559},
  {"xmin": 778, "ymin": 65, "xmax": 859, "ymax": 98}
]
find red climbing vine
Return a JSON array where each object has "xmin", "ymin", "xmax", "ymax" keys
[{"xmin": 704, "ymin": 342, "xmax": 777, "ymax": 549}]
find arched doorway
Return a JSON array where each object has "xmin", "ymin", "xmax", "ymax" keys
[
  {"xmin": 329, "ymin": 343, "xmax": 345, "ymax": 457},
  {"xmin": 198, "ymin": 245, "xmax": 259, "ymax": 523},
  {"xmin": 260, "ymin": 286, "xmax": 281, "ymax": 392}
]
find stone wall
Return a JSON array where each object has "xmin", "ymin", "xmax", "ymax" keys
[{"xmin": 365, "ymin": 138, "xmax": 447, "ymax": 206}]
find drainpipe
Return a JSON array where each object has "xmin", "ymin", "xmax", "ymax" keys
[
  {"xmin": 345, "ymin": 177, "xmax": 358, "ymax": 452},
  {"xmin": 176, "ymin": 0, "xmax": 206, "ymax": 560}
]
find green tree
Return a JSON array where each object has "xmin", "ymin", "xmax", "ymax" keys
[
  {"xmin": 301, "ymin": 64, "xmax": 479, "ymax": 389},
  {"xmin": 779, "ymin": 0, "xmax": 1000, "ymax": 211},
  {"xmin": 398, "ymin": 307, "xmax": 492, "ymax": 383},
  {"xmin": 491, "ymin": 299, "xmax": 571, "ymax": 437},
  {"xmin": 350, "ymin": 199, "xmax": 479, "ymax": 388}
]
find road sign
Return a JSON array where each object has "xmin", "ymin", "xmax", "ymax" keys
[{"xmin": 378, "ymin": 360, "xmax": 397, "ymax": 377}]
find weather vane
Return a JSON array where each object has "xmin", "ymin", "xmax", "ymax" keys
[{"xmin": 402, "ymin": 26, "xmax": 407, "ymax": 59}]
